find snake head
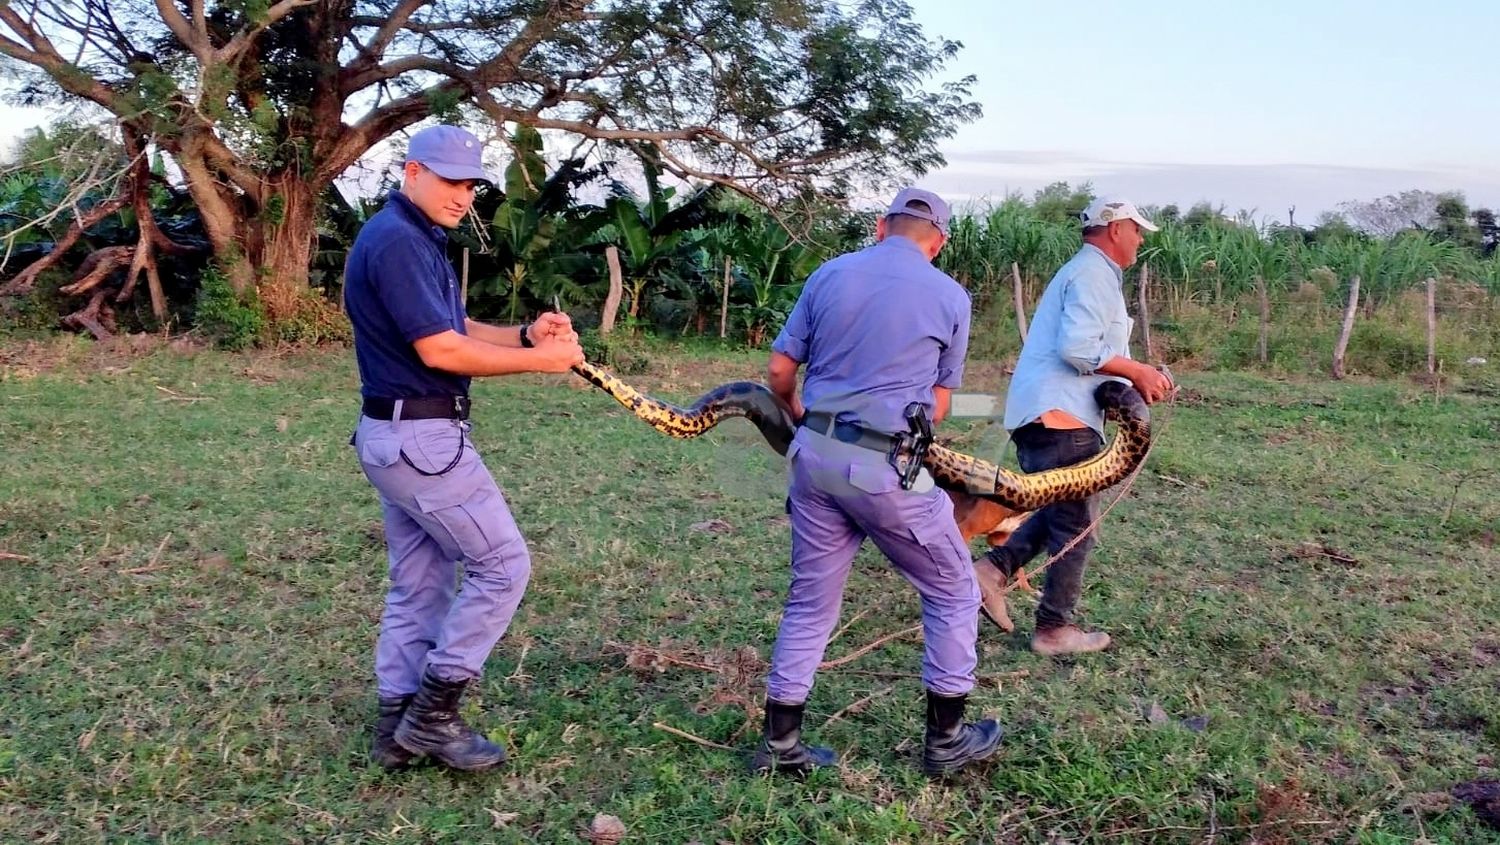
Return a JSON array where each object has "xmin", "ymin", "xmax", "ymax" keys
[{"xmin": 1096, "ymin": 379, "xmax": 1150, "ymax": 424}]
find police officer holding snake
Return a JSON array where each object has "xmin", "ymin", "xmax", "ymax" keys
[
  {"xmin": 344, "ymin": 124, "xmax": 585, "ymax": 772},
  {"xmin": 754, "ymin": 188, "xmax": 1002, "ymax": 777}
]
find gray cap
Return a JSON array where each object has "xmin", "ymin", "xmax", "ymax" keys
[{"xmin": 886, "ymin": 187, "xmax": 951, "ymax": 235}]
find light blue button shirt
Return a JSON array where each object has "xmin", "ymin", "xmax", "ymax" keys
[{"xmin": 1003, "ymin": 244, "xmax": 1133, "ymax": 438}]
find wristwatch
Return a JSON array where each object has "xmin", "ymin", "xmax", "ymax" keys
[{"xmin": 519, "ymin": 322, "xmax": 535, "ymax": 348}]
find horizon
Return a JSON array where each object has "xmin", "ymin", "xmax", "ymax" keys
[{"xmin": 3, "ymin": 1, "xmax": 1496, "ymax": 223}]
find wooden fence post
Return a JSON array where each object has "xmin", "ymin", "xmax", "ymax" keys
[
  {"xmin": 1256, "ymin": 276, "xmax": 1269, "ymax": 365},
  {"xmin": 719, "ymin": 256, "xmax": 731, "ymax": 339},
  {"xmin": 1331, "ymin": 275, "xmax": 1360, "ymax": 379},
  {"xmin": 601, "ymin": 246, "xmax": 623, "ymax": 336},
  {"xmin": 1426, "ymin": 277, "xmax": 1437, "ymax": 375},
  {"xmin": 1011, "ymin": 262, "xmax": 1028, "ymax": 343},
  {"xmin": 460, "ymin": 247, "xmax": 470, "ymax": 308},
  {"xmin": 1138, "ymin": 264, "xmax": 1154, "ymax": 362}
]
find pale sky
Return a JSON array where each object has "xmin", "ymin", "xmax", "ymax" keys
[
  {"xmin": 907, "ymin": 0, "xmax": 1500, "ymax": 221},
  {"xmin": 4, "ymin": 1, "xmax": 1496, "ymax": 223}
]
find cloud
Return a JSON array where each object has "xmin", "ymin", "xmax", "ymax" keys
[{"xmin": 924, "ymin": 151, "xmax": 1500, "ymax": 222}]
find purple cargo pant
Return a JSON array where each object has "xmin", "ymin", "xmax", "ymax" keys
[
  {"xmin": 767, "ymin": 429, "xmax": 981, "ymax": 703},
  {"xmin": 353, "ymin": 409, "xmax": 532, "ymax": 698}
]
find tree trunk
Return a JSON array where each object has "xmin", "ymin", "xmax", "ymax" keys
[
  {"xmin": 600, "ymin": 246, "xmax": 623, "ymax": 335},
  {"xmin": 248, "ymin": 173, "xmax": 319, "ymax": 323},
  {"xmin": 1331, "ymin": 275, "xmax": 1360, "ymax": 380},
  {"xmin": 175, "ymin": 133, "xmax": 257, "ymax": 294}
]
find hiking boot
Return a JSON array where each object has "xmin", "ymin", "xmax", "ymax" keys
[
  {"xmin": 1031, "ymin": 624, "xmax": 1111, "ymax": 656},
  {"xmin": 750, "ymin": 699, "xmax": 837, "ymax": 775},
  {"xmin": 394, "ymin": 668, "xmax": 506, "ymax": 771},
  {"xmin": 921, "ymin": 691, "xmax": 1003, "ymax": 776},
  {"xmin": 371, "ymin": 693, "xmax": 418, "ymax": 770}
]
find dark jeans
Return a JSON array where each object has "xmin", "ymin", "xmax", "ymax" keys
[{"xmin": 987, "ymin": 423, "xmax": 1104, "ymax": 630}]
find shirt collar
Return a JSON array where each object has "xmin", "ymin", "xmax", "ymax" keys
[
  {"xmin": 386, "ymin": 190, "xmax": 448, "ymax": 246},
  {"xmin": 1081, "ymin": 242, "xmax": 1123, "ymax": 283}
]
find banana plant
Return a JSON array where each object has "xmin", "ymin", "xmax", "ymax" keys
[
  {"xmin": 457, "ymin": 126, "xmax": 611, "ymax": 320},
  {"xmin": 599, "ymin": 158, "xmax": 732, "ymax": 324}
]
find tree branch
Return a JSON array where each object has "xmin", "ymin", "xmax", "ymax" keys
[
  {"xmin": 345, "ymin": 0, "xmax": 429, "ymax": 74},
  {"xmin": 215, "ymin": 0, "xmax": 321, "ymax": 64},
  {"xmin": 153, "ymin": 0, "xmax": 209, "ymax": 63},
  {"xmin": 0, "ymin": 6, "xmax": 120, "ymax": 111}
]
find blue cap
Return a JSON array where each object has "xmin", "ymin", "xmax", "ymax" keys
[
  {"xmin": 406, "ymin": 125, "xmax": 492, "ymax": 183},
  {"xmin": 886, "ymin": 187, "xmax": 951, "ymax": 235}
]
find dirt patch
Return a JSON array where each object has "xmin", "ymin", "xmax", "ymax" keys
[
  {"xmin": 1474, "ymin": 638, "xmax": 1500, "ymax": 667},
  {"xmin": 0, "ymin": 333, "xmax": 175, "ymax": 379},
  {"xmin": 1238, "ymin": 776, "xmax": 1324, "ymax": 845},
  {"xmin": 1453, "ymin": 780, "xmax": 1500, "ymax": 830},
  {"xmin": 610, "ymin": 639, "xmax": 765, "ymax": 733}
]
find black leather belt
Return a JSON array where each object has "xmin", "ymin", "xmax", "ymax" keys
[
  {"xmin": 362, "ymin": 395, "xmax": 471, "ymax": 421},
  {"xmin": 799, "ymin": 411, "xmax": 898, "ymax": 453}
]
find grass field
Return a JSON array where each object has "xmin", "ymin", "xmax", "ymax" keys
[{"xmin": 1, "ymin": 335, "xmax": 1497, "ymax": 844}]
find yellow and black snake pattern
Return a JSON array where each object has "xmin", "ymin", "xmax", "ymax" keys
[{"xmin": 572, "ymin": 361, "xmax": 1151, "ymax": 512}]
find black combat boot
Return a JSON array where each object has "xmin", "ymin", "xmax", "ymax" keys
[
  {"xmin": 921, "ymin": 690, "xmax": 1003, "ymax": 776},
  {"xmin": 371, "ymin": 693, "xmax": 418, "ymax": 770},
  {"xmin": 393, "ymin": 669, "xmax": 506, "ymax": 771},
  {"xmin": 750, "ymin": 699, "xmax": 837, "ymax": 775}
]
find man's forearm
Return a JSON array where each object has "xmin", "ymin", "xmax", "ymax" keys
[
  {"xmin": 464, "ymin": 318, "xmax": 524, "ymax": 348},
  {"xmin": 417, "ymin": 331, "xmax": 546, "ymax": 376},
  {"xmin": 1095, "ymin": 355, "xmax": 1148, "ymax": 381},
  {"xmin": 768, "ymin": 372, "xmax": 799, "ymax": 414}
]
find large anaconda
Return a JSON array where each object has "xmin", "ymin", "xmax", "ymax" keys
[{"xmin": 571, "ymin": 361, "xmax": 1151, "ymax": 512}]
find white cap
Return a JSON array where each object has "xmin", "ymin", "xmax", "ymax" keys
[{"xmin": 1080, "ymin": 197, "xmax": 1159, "ymax": 232}]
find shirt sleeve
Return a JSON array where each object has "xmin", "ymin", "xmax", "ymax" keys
[
  {"xmin": 369, "ymin": 240, "xmax": 455, "ymax": 343},
  {"xmin": 771, "ymin": 266, "xmax": 822, "ymax": 363},
  {"xmin": 1057, "ymin": 267, "xmax": 1123, "ymax": 375},
  {"xmin": 936, "ymin": 288, "xmax": 971, "ymax": 388}
]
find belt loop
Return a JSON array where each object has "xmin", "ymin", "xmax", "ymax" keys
[{"xmin": 392, "ymin": 398, "xmax": 404, "ymax": 430}]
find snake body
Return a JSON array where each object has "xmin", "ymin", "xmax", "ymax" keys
[{"xmin": 572, "ymin": 361, "xmax": 1150, "ymax": 511}]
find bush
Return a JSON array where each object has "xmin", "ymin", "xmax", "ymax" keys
[
  {"xmin": 271, "ymin": 293, "xmax": 352, "ymax": 346},
  {"xmin": 579, "ymin": 327, "xmax": 649, "ymax": 374},
  {"xmin": 0, "ymin": 268, "xmax": 72, "ymax": 334},
  {"xmin": 193, "ymin": 266, "xmax": 265, "ymax": 350}
]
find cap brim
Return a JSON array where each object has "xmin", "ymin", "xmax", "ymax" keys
[
  {"xmin": 1133, "ymin": 215, "xmax": 1160, "ymax": 233},
  {"xmin": 422, "ymin": 162, "xmax": 493, "ymax": 184}
]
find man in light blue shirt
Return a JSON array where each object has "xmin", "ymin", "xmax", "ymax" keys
[{"xmin": 978, "ymin": 198, "xmax": 1175, "ymax": 656}]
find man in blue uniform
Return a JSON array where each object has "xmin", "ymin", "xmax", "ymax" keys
[
  {"xmin": 344, "ymin": 124, "xmax": 585, "ymax": 772},
  {"xmin": 753, "ymin": 188, "xmax": 1002, "ymax": 777},
  {"xmin": 975, "ymin": 197, "xmax": 1175, "ymax": 656}
]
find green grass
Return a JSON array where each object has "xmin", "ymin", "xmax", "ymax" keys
[{"xmin": 1, "ymin": 335, "xmax": 1497, "ymax": 843}]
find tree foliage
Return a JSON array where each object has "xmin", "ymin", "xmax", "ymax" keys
[{"xmin": 0, "ymin": 0, "xmax": 980, "ymax": 327}]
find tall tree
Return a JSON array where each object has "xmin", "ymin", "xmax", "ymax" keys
[
  {"xmin": 0, "ymin": 0, "xmax": 979, "ymax": 325},
  {"xmin": 1336, "ymin": 189, "xmax": 1444, "ymax": 238}
]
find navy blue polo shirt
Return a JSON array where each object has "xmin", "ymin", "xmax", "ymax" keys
[{"xmin": 344, "ymin": 191, "xmax": 469, "ymax": 399}]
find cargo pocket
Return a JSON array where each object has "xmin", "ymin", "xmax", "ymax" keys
[
  {"xmin": 847, "ymin": 460, "xmax": 900, "ymax": 495},
  {"xmin": 355, "ymin": 426, "xmax": 402, "ymax": 468},
  {"xmin": 402, "ymin": 419, "xmax": 469, "ymax": 476},
  {"xmin": 907, "ymin": 504, "xmax": 970, "ymax": 582},
  {"xmin": 413, "ymin": 474, "xmax": 509, "ymax": 564}
]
